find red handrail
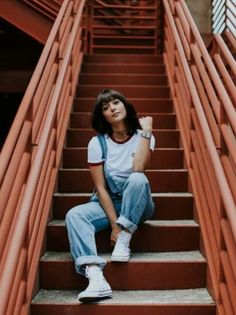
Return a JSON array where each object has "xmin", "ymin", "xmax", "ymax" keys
[
  {"xmin": 0, "ymin": 1, "xmax": 86, "ymax": 314},
  {"xmin": 163, "ymin": 0, "xmax": 236, "ymax": 314}
]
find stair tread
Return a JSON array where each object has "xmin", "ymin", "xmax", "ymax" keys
[
  {"xmin": 48, "ymin": 219, "xmax": 198, "ymax": 227},
  {"xmin": 32, "ymin": 288, "xmax": 214, "ymax": 305},
  {"xmin": 53, "ymin": 192, "xmax": 193, "ymax": 197},
  {"xmin": 75, "ymin": 97, "xmax": 172, "ymax": 100},
  {"xmin": 80, "ymin": 73, "xmax": 167, "ymax": 77},
  {"xmin": 60, "ymin": 168, "xmax": 188, "ymax": 172},
  {"xmin": 68, "ymin": 127, "xmax": 178, "ymax": 131},
  {"xmin": 79, "ymin": 84, "xmax": 169, "ymax": 87},
  {"xmin": 41, "ymin": 251, "xmax": 205, "ymax": 262}
]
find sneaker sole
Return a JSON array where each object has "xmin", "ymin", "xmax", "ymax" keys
[
  {"xmin": 111, "ymin": 255, "xmax": 130, "ymax": 262},
  {"xmin": 78, "ymin": 290, "xmax": 112, "ymax": 303}
]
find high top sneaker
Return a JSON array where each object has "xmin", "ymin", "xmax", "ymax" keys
[
  {"xmin": 78, "ymin": 265, "xmax": 112, "ymax": 302},
  {"xmin": 111, "ymin": 230, "xmax": 132, "ymax": 262}
]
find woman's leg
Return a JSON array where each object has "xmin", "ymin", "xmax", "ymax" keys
[
  {"xmin": 65, "ymin": 201, "xmax": 110, "ymax": 275},
  {"xmin": 116, "ymin": 172, "xmax": 154, "ymax": 233},
  {"xmin": 111, "ymin": 172, "xmax": 154, "ymax": 262}
]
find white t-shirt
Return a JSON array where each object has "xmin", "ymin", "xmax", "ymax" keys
[{"xmin": 88, "ymin": 130, "xmax": 155, "ymax": 177}]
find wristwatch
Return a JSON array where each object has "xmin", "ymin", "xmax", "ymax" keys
[{"xmin": 141, "ymin": 131, "xmax": 152, "ymax": 139}]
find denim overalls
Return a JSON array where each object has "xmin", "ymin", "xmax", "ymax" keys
[{"xmin": 65, "ymin": 135, "xmax": 155, "ymax": 275}]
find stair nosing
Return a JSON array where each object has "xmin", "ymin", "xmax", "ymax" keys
[
  {"xmin": 47, "ymin": 219, "xmax": 198, "ymax": 227},
  {"xmin": 53, "ymin": 192, "xmax": 193, "ymax": 197},
  {"xmin": 32, "ymin": 288, "xmax": 215, "ymax": 305},
  {"xmin": 41, "ymin": 250, "xmax": 206, "ymax": 262}
]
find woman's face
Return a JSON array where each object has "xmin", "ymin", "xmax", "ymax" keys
[{"xmin": 102, "ymin": 98, "xmax": 127, "ymax": 125}]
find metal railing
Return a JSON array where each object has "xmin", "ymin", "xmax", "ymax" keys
[
  {"xmin": 0, "ymin": 1, "xmax": 235, "ymax": 314},
  {"xmin": 21, "ymin": 0, "xmax": 62, "ymax": 20},
  {"xmin": 212, "ymin": 0, "xmax": 236, "ymax": 34},
  {"xmin": 85, "ymin": 0, "xmax": 162, "ymax": 54},
  {"xmin": 0, "ymin": 0, "xmax": 85, "ymax": 314},
  {"xmin": 163, "ymin": 0, "xmax": 236, "ymax": 314}
]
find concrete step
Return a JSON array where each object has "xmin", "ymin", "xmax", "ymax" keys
[
  {"xmin": 81, "ymin": 63, "xmax": 166, "ymax": 74},
  {"xmin": 58, "ymin": 169, "xmax": 188, "ymax": 193},
  {"xmin": 31, "ymin": 289, "xmax": 215, "ymax": 315},
  {"xmin": 70, "ymin": 112, "xmax": 176, "ymax": 129},
  {"xmin": 77, "ymin": 85, "xmax": 170, "ymax": 98},
  {"xmin": 63, "ymin": 148, "xmax": 183, "ymax": 169},
  {"xmin": 73, "ymin": 98, "xmax": 173, "ymax": 113},
  {"xmin": 83, "ymin": 54, "xmax": 164, "ymax": 64},
  {"xmin": 66, "ymin": 129, "xmax": 180, "ymax": 148},
  {"xmin": 79, "ymin": 73, "xmax": 168, "ymax": 85},
  {"xmin": 46, "ymin": 220, "xmax": 199, "ymax": 252},
  {"xmin": 39, "ymin": 251, "xmax": 206, "ymax": 290},
  {"xmin": 53, "ymin": 192, "xmax": 193, "ymax": 221}
]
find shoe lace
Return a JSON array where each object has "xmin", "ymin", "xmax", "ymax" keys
[{"xmin": 85, "ymin": 267, "xmax": 104, "ymax": 284}]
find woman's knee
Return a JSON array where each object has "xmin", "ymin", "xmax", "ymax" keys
[
  {"xmin": 127, "ymin": 172, "xmax": 148, "ymax": 187},
  {"xmin": 65, "ymin": 205, "xmax": 84, "ymax": 227}
]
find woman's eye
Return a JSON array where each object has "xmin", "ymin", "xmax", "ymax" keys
[
  {"xmin": 102, "ymin": 106, "xmax": 108, "ymax": 111},
  {"xmin": 113, "ymin": 100, "xmax": 119, "ymax": 105}
]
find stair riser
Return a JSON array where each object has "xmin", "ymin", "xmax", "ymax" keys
[
  {"xmin": 77, "ymin": 86, "xmax": 170, "ymax": 98},
  {"xmin": 66, "ymin": 130, "xmax": 180, "ymax": 148},
  {"xmin": 39, "ymin": 261, "xmax": 206, "ymax": 290},
  {"xmin": 31, "ymin": 304, "xmax": 215, "ymax": 315},
  {"xmin": 47, "ymin": 224, "xmax": 199, "ymax": 252},
  {"xmin": 58, "ymin": 170, "xmax": 188, "ymax": 193},
  {"xmin": 74, "ymin": 98, "xmax": 173, "ymax": 113},
  {"xmin": 94, "ymin": 39, "xmax": 156, "ymax": 46},
  {"xmin": 63, "ymin": 148, "xmax": 183, "ymax": 169},
  {"xmin": 70, "ymin": 113, "xmax": 176, "ymax": 129},
  {"xmin": 79, "ymin": 74, "xmax": 168, "ymax": 85},
  {"xmin": 83, "ymin": 54, "xmax": 164, "ymax": 63},
  {"xmin": 81, "ymin": 64, "xmax": 166, "ymax": 74},
  {"xmin": 53, "ymin": 194, "xmax": 193, "ymax": 220},
  {"xmin": 93, "ymin": 47, "xmax": 160, "ymax": 54}
]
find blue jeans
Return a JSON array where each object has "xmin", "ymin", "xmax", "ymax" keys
[{"xmin": 65, "ymin": 172, "xmax": 154, "ymax": 275}]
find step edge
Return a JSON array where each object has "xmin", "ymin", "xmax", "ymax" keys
[
  {"xmin": 47, "ymin": 220, "xmax": 198, "ymax": 227},
  {"xmin": 31, "ymin": 288, "xmax": 215, "ymax": 305},
  {"xmin": 41, "ymin": 250, "xmax": 206, "ymax": 262},
  {"xmin": 53, "ymin": 192, "xmax": 193, "ymax": 197}
]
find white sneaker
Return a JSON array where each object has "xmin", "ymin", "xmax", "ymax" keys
[
  {"xmin": 78, "ymin": 265, "xmax": 112, "ymax": 303},
  {"xmin": 111, "ymin": 230, "xmax": 132, "ymax": 262}
]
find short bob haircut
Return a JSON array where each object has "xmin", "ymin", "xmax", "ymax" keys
[{"xmin": 91, "ymin": 89, "xmax": 141, "ymax": 135}]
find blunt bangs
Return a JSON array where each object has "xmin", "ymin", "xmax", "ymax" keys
[{"xmin": 96, "ymin": 89, "xmax": 126, "ymax": 109}]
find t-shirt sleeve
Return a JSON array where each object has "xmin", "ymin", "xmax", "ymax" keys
[{"xmin": 87, "ymin": 136, "xmax": 104, "ymax": 166}]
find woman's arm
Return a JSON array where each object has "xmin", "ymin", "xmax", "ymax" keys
[
  {"xmin": 133, "ymin": 116, "xmax": 153, "ymax": 172},
  {"xmin": 89, "ymin": 164, "xmax": 121, "ymax": 243}
]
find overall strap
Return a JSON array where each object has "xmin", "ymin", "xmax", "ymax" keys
[{"xmin": 97, "ymin": 134, "xmax": 107, "ymax": 160}]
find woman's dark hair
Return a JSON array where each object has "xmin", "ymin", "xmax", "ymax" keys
[{"xmin": 91, "ymin": 89, "xmax": 141, "ymax": 135}]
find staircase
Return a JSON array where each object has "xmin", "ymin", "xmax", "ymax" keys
[
  {"xmin": 0, "ymin": 0, "xmax": 60, "ymax": 43},
  {"xmin": 31, "ymin": 54, "xmax": 215, "ymax": 314}
]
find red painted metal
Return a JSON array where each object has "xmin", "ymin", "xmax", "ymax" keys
[
  {"xmin": 0, "ymin": 0, "xmax": 85, "ymax": 314},
  {"xmin": 0, "ymin": 0, "xmax": 55, "ymax": 43},
  {"xmin": 163, "ymin": 1, "xmax": 236, "ymax": 315},
  {"xmin": 0, "ymin": 0, "xmax": 235, "ymax": 314},
  {"xmin": 86, "ymin": 0, "xmax": 161, "ymax": 54}
]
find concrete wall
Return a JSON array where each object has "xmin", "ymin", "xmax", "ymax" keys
[{"xmin": 185, "ymin": 0, "xmax": 212, "ymax": 33}]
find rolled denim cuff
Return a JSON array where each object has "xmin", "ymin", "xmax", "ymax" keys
[
  {"xmin": 116, "ymin": 215, "xmax": 137, "ymax": 233},
  {"xmin": 75, "ymin": 255, "xmax": 107, "ymax": 275}
]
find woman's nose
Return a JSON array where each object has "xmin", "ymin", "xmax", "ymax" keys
[{"xmin": 109, "ymin": 104, "xmax": 115, "ymax": 111}]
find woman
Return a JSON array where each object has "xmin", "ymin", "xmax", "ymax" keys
[{"xmin": 66, "ymin": 89, "xmax": 155, "ymax": 302}]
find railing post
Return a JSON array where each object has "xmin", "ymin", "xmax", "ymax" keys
[{"xmin": 87, "ymin": 0, "xmax": 93, "ymax": 54}]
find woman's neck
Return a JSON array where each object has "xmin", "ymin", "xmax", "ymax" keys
[
  {"xmin": 112, "ymin": 122, "xmax": 127, "ymax": 136},
  {"xmin": 111, "ymin": 125, "xmax": 129, "ymax": 143}
]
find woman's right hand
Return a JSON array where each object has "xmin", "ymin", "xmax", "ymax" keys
[{"xmin": 110, "ymin": 224, "xmax": 121, "ymax": 246}]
